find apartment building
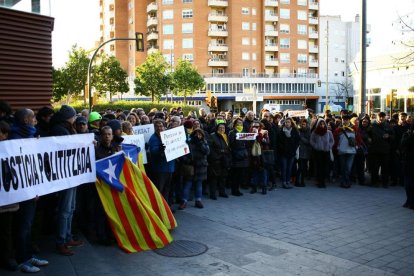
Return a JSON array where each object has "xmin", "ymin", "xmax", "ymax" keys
[{"xmin": 100, "ymin": 0, "xmax": 320, "ymax": 114}]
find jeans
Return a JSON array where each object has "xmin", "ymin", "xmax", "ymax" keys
[
  {"xmin": 153, "ymin": 172, "xmax": 173, "ymax": 205},
  {"xmin": 182, "ymin": 179, "xmax": 202, "ymax": 201},
  {"xmin": 16, "ymin": 199, "xmax": 36, "ymax": 263},
  {"xmin": 56, "ymin": 187, "xmax": 77, "ymax": 245},
  {"xmin": 339, "ymin": 154, "xmax": 355, "ymax": 185},
  {"xmin": 296, "ymin": 158, "xmax": 309, "ymax": 184},
  {"xmin": 280, "ymin": 156, "xmax": 295, "ymax": 183},
  {"xmin": 314, "ymin": 150, "xmax": 330, "ymax": 185}
]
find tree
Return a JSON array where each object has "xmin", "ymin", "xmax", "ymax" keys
[
  {"xmin": 64, "ymin": 45, "xmax": 90, "ymax": 97},
  {"xmin": 134, "ymin": 52, "xmax": 171, "ymax": 102},
  {"xmin": 392, "ymin": 10, "xmax": 414, "ymax": 63},
  {"xmin": 332, "ymin": 80, "xmax": 353, "ymax": 106},
  {"xmin": 171, "ymin": 59, "xmax": 205, "ymax": 103},
  {"xmin": 94, "ymin": 54, "xmax": 129, "ymax": 101},
  {"xmin": 52, "ymin": 67, "xmax": 70, "ymax": 102}
]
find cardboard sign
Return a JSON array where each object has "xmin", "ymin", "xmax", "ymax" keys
[
  {"xmin": 132, "ymin": 124, "xmax": 154, "ymax": 143},
  {"xmin": 160, "ymin": 126, "xmax": 190, "ymax": 162}
]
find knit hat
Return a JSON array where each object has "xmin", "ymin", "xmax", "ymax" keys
[
  {"xmin": 59, "ymin": 105, "xmax": 76, "ymax": 120},
  {"xmin": 107, "ymin": 119, "xmax": 122, "ymax": 132},
  {"xmin": 36, "ymin": 106, "xmax": 54, "ymax": 119}
]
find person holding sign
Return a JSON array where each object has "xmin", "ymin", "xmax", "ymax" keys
[{"xmin": 148, "ymin": 119, "xmax": 175, "ymax": 207}]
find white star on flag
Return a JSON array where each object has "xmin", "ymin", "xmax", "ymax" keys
[
  {"xmin": 127, "ymin": 152, "xmax": 133, "ymax": 161},
  {"xmin": 103, "ymin": 160, "xmax": 117, "ymax": 184}
]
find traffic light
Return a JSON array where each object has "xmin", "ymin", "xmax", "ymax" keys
[{"xmin": 135, "ymin": 32, "xmax": 144, "ymax": 52}]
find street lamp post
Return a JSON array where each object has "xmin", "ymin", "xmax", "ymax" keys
[{"xmin": 87, "ymin": 33, "xmax": 144, "ymax": 111}]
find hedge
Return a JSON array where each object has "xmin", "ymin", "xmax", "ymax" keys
[{"xmin": 54, "ymin": 100, "xmax": 197, "ymax": 115}]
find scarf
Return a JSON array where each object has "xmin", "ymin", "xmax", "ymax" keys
[
  {"xmin": 283, "ymin": 127, "xmax": 292, "ymax": 138},
  {"xmin": 219, "ymin": 132, "xmax": 228, "ymax": 145},
  {"xmin": 342, "ymin": 123, "xmax": 354, "ymax": 132},
  {"xmin": 314, "ymin": 125, "xmax": 327, "ymax": 136},
  {"xmin": 11, "ymin": 124, "xmax": 37, "ymax": 138}
]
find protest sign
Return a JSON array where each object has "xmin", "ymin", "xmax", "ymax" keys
[
  {"xmin": 0, "ymin": 134, "xmax": 96, "ymax": 206},
  {"xmin": 132, "ymin": 124, "xmax": 154, "ymax": 143},
  {"xmin": 285, "ymin": 109, "xmax": 309, "ymax": 118},
  {"xmin": 236, "ymin": 133, "xmax": 257, "ymax": 141},
  {"xmin": 122, "ymin": 134, "xmax": 147, "ymax": 164},
  {"xmin": 160, "ymin": 126, "xmax": 190, "ymax": 162}
]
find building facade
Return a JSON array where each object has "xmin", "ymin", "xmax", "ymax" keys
[
  {"xmin": 317, "ymin": 15, "xmax": 369, "ymax": 113},
  {"xmin": 100, "ymin": 0, "xmax": 320, "ymax": 114}
]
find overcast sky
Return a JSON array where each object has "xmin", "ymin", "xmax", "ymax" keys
[{"xmin": 49, "ymin": 0, "xmax": 413, "ymax": 67}]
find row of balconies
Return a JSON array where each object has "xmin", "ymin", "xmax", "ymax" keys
[
  {"xmin": 206, "ymin": 58, "xmax": 318, "ymax": 68},
  {"xmin": 208, "ymin": 12, "xmax": 228, "ymax": 22}
]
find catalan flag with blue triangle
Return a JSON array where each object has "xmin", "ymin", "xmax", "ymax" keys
[{"xmin": 96, "ymin": 151, "xmax": 177, "ymax": 253}]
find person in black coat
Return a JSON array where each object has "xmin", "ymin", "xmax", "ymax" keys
[
  {"xmin": 207, "ymin": 123, "xmax": 231, "ymax": 200},
  {"xmin": 277, "ymin": 117, "xmax": 300, "ymax": 189},
  {"xmin": 179, "ymin": 128, "xmax": 210, "ymax": 209},
  {"xmin": 401, "ymin": 122, "xmax": 414, "ymax": 210}
]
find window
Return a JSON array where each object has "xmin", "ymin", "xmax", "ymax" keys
[
  {"xmin": 297, "ymin": 24, "xmax": 307, "ymax": 34},
  {"xmin": 242, "ymin": 37, "xmax": 250, "ymax": 45},
  {"xmin": 298, "ymin": 54, "xmax": 307, "ymax": 63},
  {"xmin": 341, "ymin": 59, "xmax": 345, "ymax": 63},
  {"xmin": 280, "ymin": 53, "xmax": 290, "ymax": 63},
  {"xmin": 163, "ymin": 39, "xmax": 174, "ymax": 49},
  {"xmin": 297, "ymin": 0, "xmax": 307, "ymax": 5},
  {"xmin": 182, "ymin": 38, "xmax": 193, "ymax": 48},
  {"xmin": 128, "ymin": 1, "xmax": 133, "ymax": 10},
  {"xmin": 163, "ymin": 24, "xmax": 174, "ymax": 35},
  {"xmin": 342, "ymin": 71, "xmax": 345, "ymax": 77},
  {"xmin": 162, "ymin": 0, "xmax": 173, "ymax": 4},
  {"xmin": 242, "ymin": 68, "xmax": 249, "ymax": 77},
  {"xmin": 280, "ymin": 9, "xmax": 290, "ymax": 19},
  {"xmin": 182, "ymin": 9, "xmax": 193, "ymax": 18},
  {"xmin": 109, "ymin": 17, "xmax": 114, "ymax": 24},
  {"xmin": 252, "ymin": 8, "xmax": 256, "ymax": 15},
  {"xmin": 280, "ymin": 0, "xmax": 290, "ymax": 3},
  {"xmin": 242, "ymin": 7, "xmax": 249, "ymax": 15},
  {"xmin": 182, "ymin": 0, "xmax": 192, "ymax": 3},
  {"xmin": 163, "ymin": 10, "xmax": 173, "ymax": 19},
  {"xmin": 252, "ymin": 53, "xmax": 257, "ymax": 60},
  {"xmin": 252, "ymin": 23, "xmax": 257, "ymax": 30},
  {"xmin": 298, "ymin": 40, "xmax": 307, "ymax": 49},
  {"xmin": 242, "ymin": 22, "xmax": 250, "ymax": 30},
  {"xmin": 280, "ymin": 38, "xmax": 290, "ymax": 48},
  {"xmin": 128, "ymin": 17, "xmax": 133, "ymax": 24},
  {"xmin": 280, "ymin": 24, "xmax": 290, "ymax": 33},
  {"xmin": 334, "ymin": 72, "xmax": 339, "ymax": 77},
  {"xmin": 297, "ymin": 10, "xmax": 307, "ymax": 20},
  {"xmin": 335, "ymin": 57, "xmax": 339, "ymax": 62},
  {"xmin": 242, "ymin": 52, "xmax": 250, "ymax": 60},
  {"xmin": 182, "ymin": 54, "xmax": 193, "ymax": 62},
  {"xmin": 252, "ymin": 38, "xmax": 257, "ymax": 45},
  {"xmin": 163, "ymin": 54, "xmax": 174, "ymax": 65},
  {"xmin": 182, "ymin": 23, "xmax": 193, "ymax": 33}
]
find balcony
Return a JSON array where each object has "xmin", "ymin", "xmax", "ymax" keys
[
  {"xmin": 208, "ymin": 44, "xmax": 229, "ymax": 52},
  {"xmin": 265, "ymin": 58, "xmax": 279, "ymax": 66},
  {"xmin": 146, "ymin": 31, "xmax": 158, "ymax": 41},
  {"xmin": 147, "ymin": 17, "xmax": 158, "ymax": 27},
  {"xmin": 309, "ymin": 17, "xmax": 318, "ymax": 25},
  {"xmin": 265, "ymin": 44, "xmax": 279, "ymax": 52},
  {"xmin": 146, "ymin": 2, "xmax": 157, "ymax": 13},
  {"xmin": 265, "ymin": 13, "xmax": 278, "ymax": 22},
  {"xmin": 309, "ymin": 31, "xmax": 319, "ymax": 39},
  {"xmin": 309, "ymin": 45, "xmax": 318, "ymax": 53},
  {"xmin": 208, "ymin": 13, "xmax": 228, "ymax": 22},
  {"xmin": 208, "ymin": 58, "xmax": 229, "ymax": 67},
  {"xmin": 264, "ymin": 0, "xmax": 278, "ymax": 7},
  {"xmin": 265, "ymin": 29, "xmax": 279, "ymax": 36},
  {"xmin": 309, "ymin": 60, "xmax": 319, "ymax": 67},
  {"xmin": 208, "ymin": 0, "xmax": 228, "ymax": 7},
  {"xmin": 208, "ymin": 29, "xmax": 228, "ymax": 37},
  {"xmin": 309, "ymin": 1, "xmax": 319, "ymax": 10},
  {"xmin": 147, "ymin": 45, "xmax": 159, "ymax": 55}
]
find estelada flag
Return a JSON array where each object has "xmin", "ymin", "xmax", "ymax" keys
[{"xmin": 96, "ymin": 152, "xmax": 177, "ymax": 253}]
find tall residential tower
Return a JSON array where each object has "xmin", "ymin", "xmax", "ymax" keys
[{"xmin": 100, "ymin": 0, "xmax": 320, "ymax": 113}]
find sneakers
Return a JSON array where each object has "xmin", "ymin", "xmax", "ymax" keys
[
  {"xmin": 18, "ymin": 262, "xmax": 40, "ymax": 273},
  {"xmin": 56, "ymin": 244, "xmax": 74, "ymax": 256},
  {"xmin": 65, "ymin": 239, "xmax": 84, "ymax": 248},
  {"xmin": 28, "ymin": 256, "xmax": 49, "ymax": 267},
  {"xmin": 282, "ymin": 182, "xmax": 293, "ymax": 189},
  {"xmin": 195, "ymin": 200, "xmax": 204, "ymax": 209}
]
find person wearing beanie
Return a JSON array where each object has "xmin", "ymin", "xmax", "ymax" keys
[
  {"xmin": 106, "ymin": 119, "xmax": 124, "ymax": 147},
  {"xmin": 183, "ymin": 120, "xmax": 194, "ymax": 137},
  {"xmin": 310, "ymin": 118, "xmax": 334, "ymax": 188},
  {"xmin": 50, "ymin": 105, "xmax": 84, "ymax": 256}
]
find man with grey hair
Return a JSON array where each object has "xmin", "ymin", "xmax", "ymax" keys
[{"xmin": 243, "ymin": 111, "xmax": 255, "ymax": 132}]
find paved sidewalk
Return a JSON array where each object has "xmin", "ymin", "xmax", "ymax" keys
[{"xmin": 2, "ymin": 184, "xmax": 412, "ymax": 275}]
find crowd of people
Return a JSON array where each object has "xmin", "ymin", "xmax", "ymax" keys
[{"xmin": 0, "ymin": 99, "xmax": 413, "ymax": 273}]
